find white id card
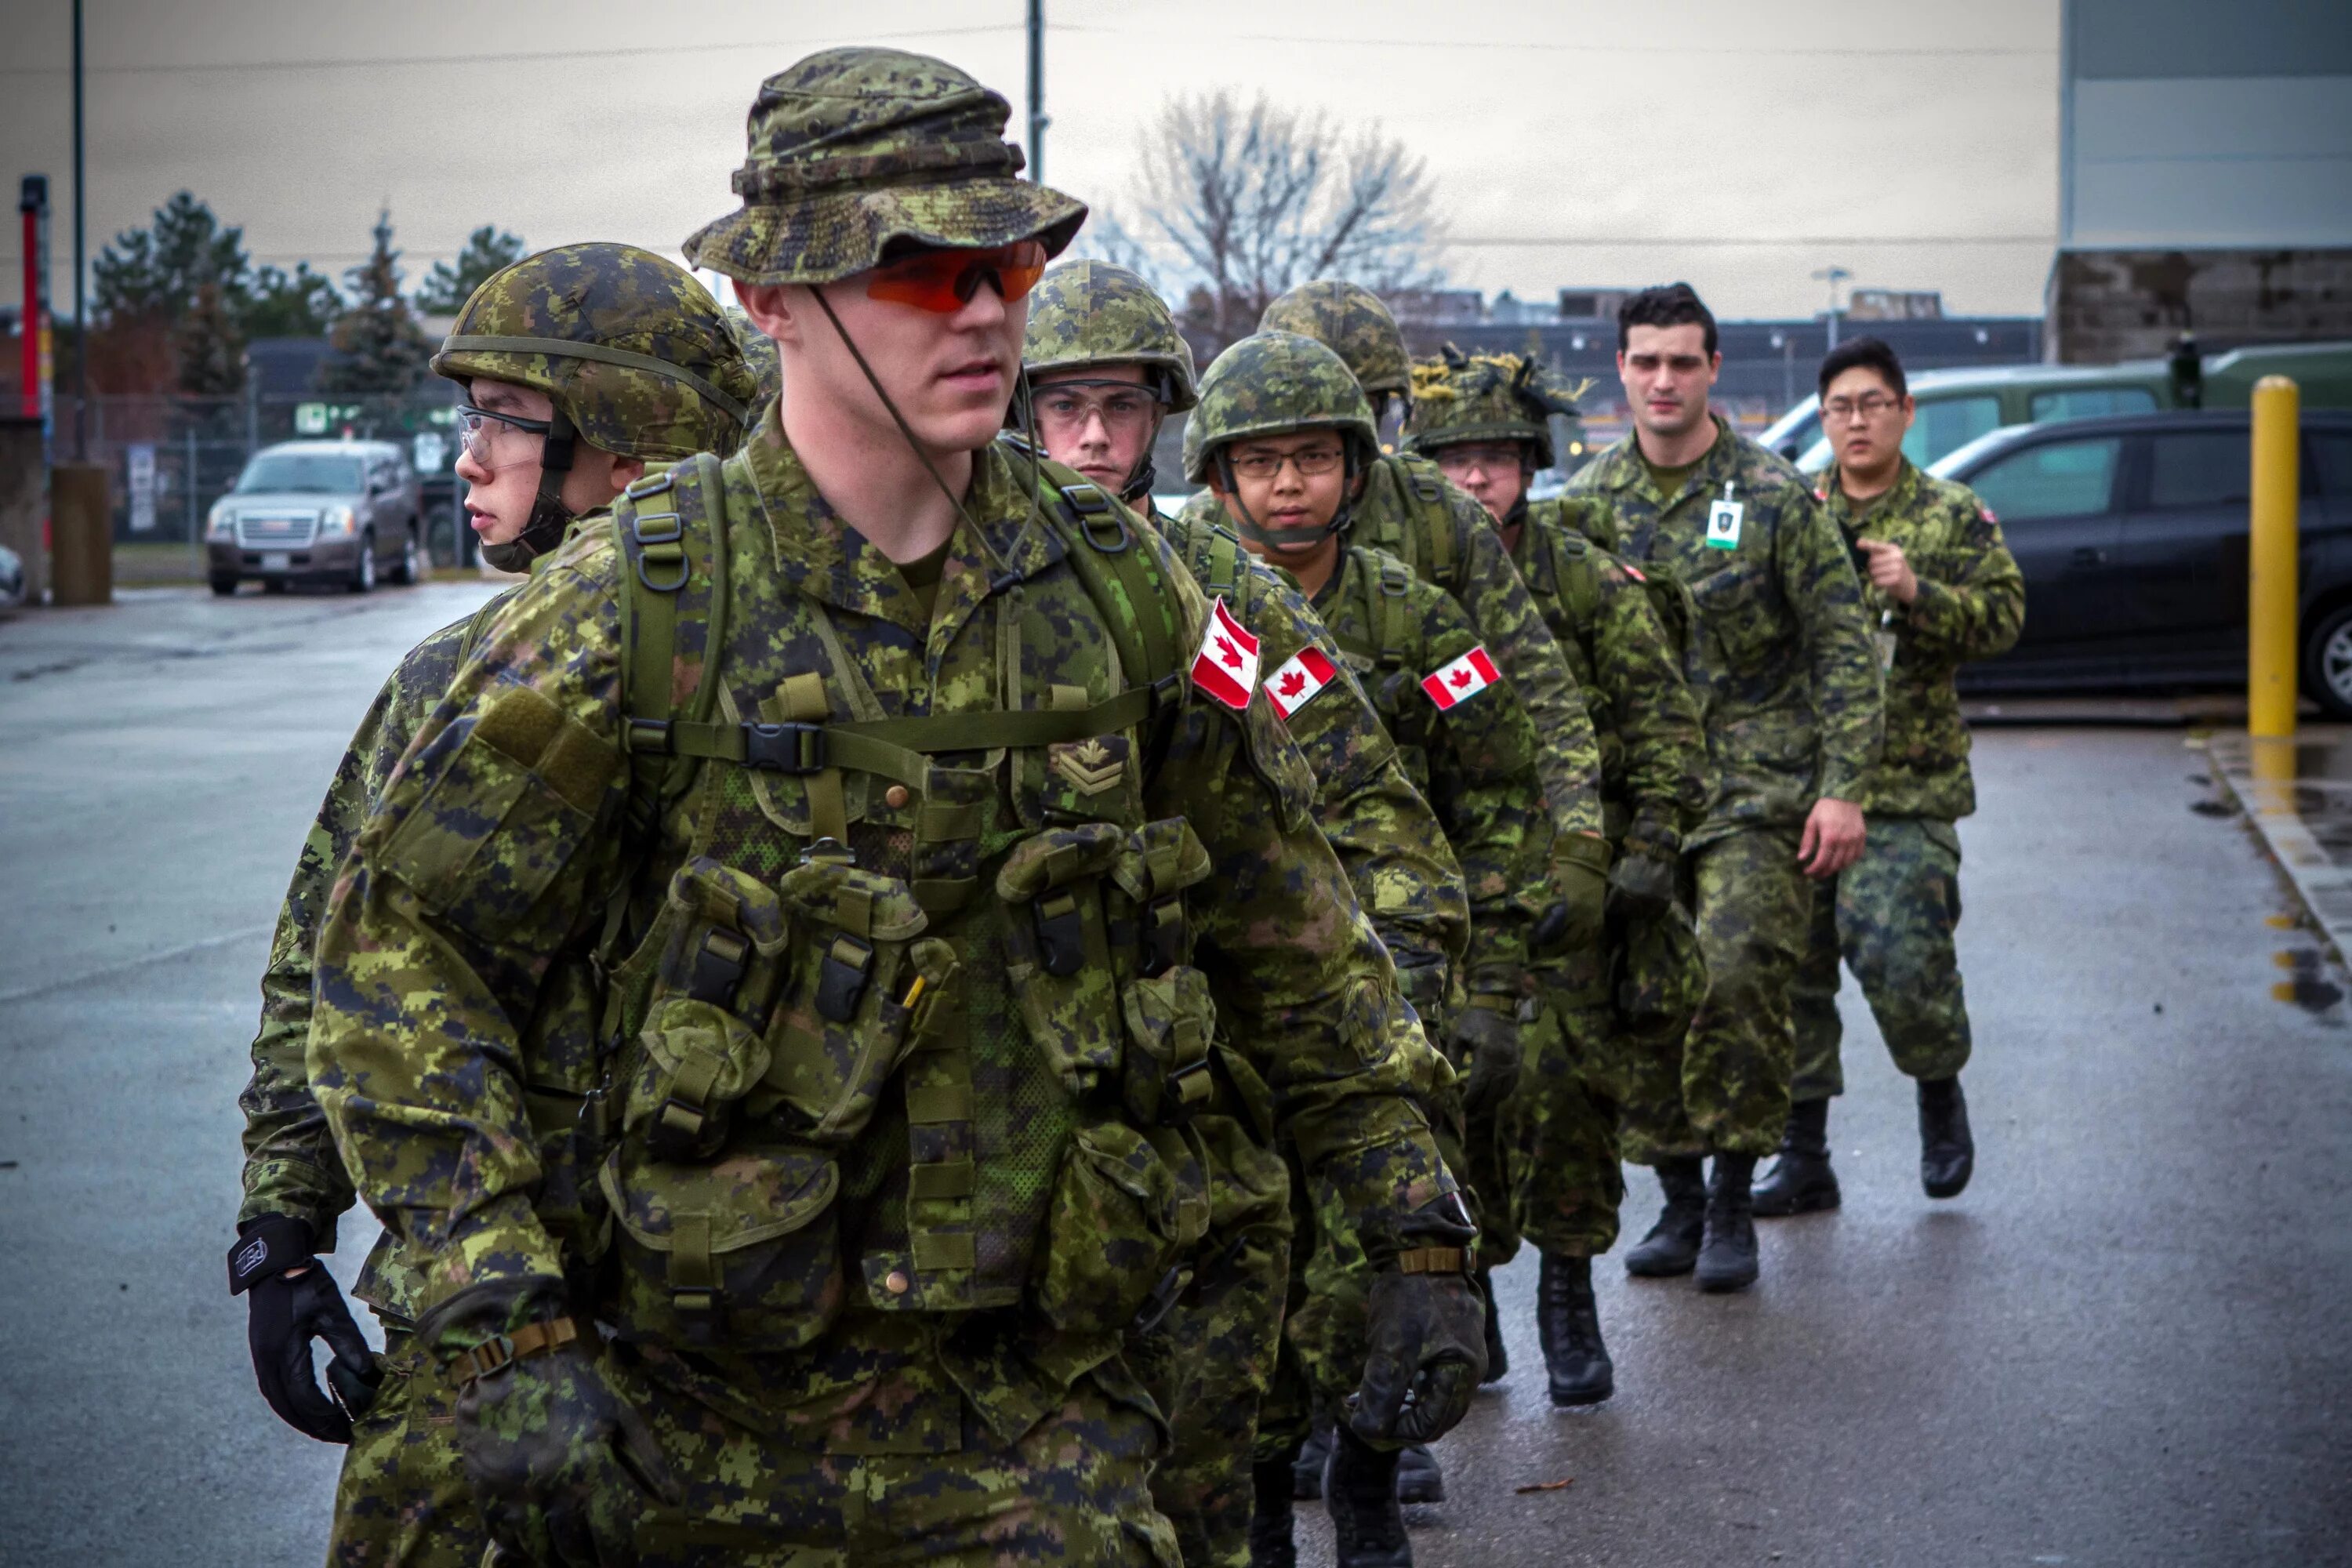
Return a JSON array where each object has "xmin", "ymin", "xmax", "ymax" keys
[{"xmin": 1704, "ymin": 488, "xmax": 1744, "ymax": 550}]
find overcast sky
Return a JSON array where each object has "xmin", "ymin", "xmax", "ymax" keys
[{"xmin": 0, "ymin": 0, "xmax": 2061, "ymax": 325}]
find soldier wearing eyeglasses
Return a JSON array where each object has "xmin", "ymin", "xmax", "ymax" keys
[{"xmin": 1756, "ymin": 336, "xmax": 2024, "ymax": 1219}]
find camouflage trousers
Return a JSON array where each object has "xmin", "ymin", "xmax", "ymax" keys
[
  {"xmin": 621, "ymin": 1358, "xmax": 1178, "ymax": 1567},
  {"xmin": 328, "ymin": 1324, "xmax": 488, "ymax": 1568},
  {"xmin": 1495, "ymin": 978, "xmax": 1625, "ymax": 1261},
  {"xmin": 1621, "ymin": 828, "xmax": 1813, "ymax": 1162},
  {"xmin": 1133, "ymin": 1109, "xmax": 1294, "ymax": 1568},
  {"xmin": 1790, "ymin": 815, "xmax": 1972, "ymax": 1102}
]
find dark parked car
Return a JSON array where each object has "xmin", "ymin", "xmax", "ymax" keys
[
  {"xmin": 1929, "ymin": 409, "xmax": 2352, "ymax": 714},
  {"xmin": 204, "ymin": 440, "xmax": 423, "ymax": 595}
]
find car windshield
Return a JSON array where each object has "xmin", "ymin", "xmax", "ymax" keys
[{"xmin": 234, "ymin": 454, "xmax": 364, "ymax": 495}]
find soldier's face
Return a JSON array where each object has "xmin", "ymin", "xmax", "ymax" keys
[
  {"xmin": 1432, "ymin": 441, "xmax": 1528, "ymax": 522},
  {"xmin": 454, "ymin": 379, "xmax": 639, "ymax": 546},
  {"xmin": 1618, "ymin": 325, "xmax": 1719, "ymax": 441},
  {"xmin": 1821, "ymin": 365, "xmax": 1914, "ymax": 477},
  {"xmin": 1031, "ymin": 364, "xmax": 1157, "ymax": 494},
  {"xmin": 1212, "ymin": 430, "xmax": 1351, "ymax": 563},
  {"xmin": 741, "ymin": 266, "xmax": 1025, "ymax": 457}
]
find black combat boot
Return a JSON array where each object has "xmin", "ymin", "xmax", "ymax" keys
[
  {"xmin": 1535, "ymin": 1250, "xmax": 1613, "ymax": 1405},
  {"xmin": 1919, "ymin": 1076, "xmax": 1975, "ymax": 1199},
  {"xmin": 1292, "ymin": 1421, "xmax": 1330, "ymax": 1500},
  {"xmin": 1395, "ymin": 1442, "xmax": 1444, "ymax": 1504},
  {"xmin": 1622, "ymin": 1156, "xmax": 1707, "ymax": 1276},
  {"xmin": 1475, "ymin": 1265, "xmax": 1507, "ymax": 1384},
  {"xmin": 1753, "ymin": 1098, "xmax": 1841, "ymax": 1217},
  {"xmin": 1249, "ymin": 1447, "xmax": 1301, "ymax": 1568},
  {"xmin": 1327, "ymin": 1424, "xmax": 1413, "ymax": 1568},
  {"xmin": 1695, "ymin": 1152, "xmax": 1759, "ymax": 1293}
]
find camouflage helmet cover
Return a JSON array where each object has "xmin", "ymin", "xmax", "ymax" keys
[
  {"xmin": 1257, "ymin": 279, "xmax": 1409, "ymax": 397},
  {"xmin": 1022, "ymin": 260, "xmax": 1197, "ymax": 411},
  {"xmin": 1402, "ymin": 347, "xmax": 1586, "ymax": 470},
  {"xmin": 684, "ymin": 48, "xmax": 1087, "ymax": 287},
  {"xmin": 1181, "ymin": 330, "xmax": 1381, "ymax": 483},
  {"xmin": 722, "ymin": 305, "xmax": 784, "ymax": 413},
  {"xmin": 431, "ymin": 243, "xmax": 760, "ymax": 461}
]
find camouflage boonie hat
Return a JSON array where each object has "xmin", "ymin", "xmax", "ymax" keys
[
  {"xmin": 1022, "ymin": 260, "xmax": 1197, "ymax": 411},
  {"xmin": 1182, "ymin": 331, "xmax": 1380, "ymax": 482},
  {"xmin": 1403, "ymin": 348, "xmax": 1584, "ymax": 470},
  {"xmin": 432, "ymin": 244, "xmax": 760, "ymax": 461},
  {"xmin": 684, "ymin": 48, "xmax": 1087, "ymax": 287},
  {"xmin": 722, "ymin": 306, "xmax": 783, "ymax": 412},
  {"xmin": 1258, "ymin": 280, "xmax": 1409, "ymax": 397}
]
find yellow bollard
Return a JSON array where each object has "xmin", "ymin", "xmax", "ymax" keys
[{"xmin": 2249, "ymin": 375, "xmax": 2300, "ymax": 738}]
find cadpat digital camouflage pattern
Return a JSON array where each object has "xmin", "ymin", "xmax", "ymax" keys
[
  {"xmin": 1258, "ymin": 279, "xmax": 1411, "ymax": 398},
  {"xmin": 1023, "ymin": 260, "xmax": 1199, "ymax": 408},
  {"xmin": 1401, "ymin": 345, "xmax": 1586, "ymax": 470}
]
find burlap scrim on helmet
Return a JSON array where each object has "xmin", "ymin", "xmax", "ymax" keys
[
  {"xmin": 1181, "ymin": 331, "xmax": 1380, "ymax": 482},
  {"xmin": 1022, "ymin": 261, "xmax": 1198, "ymax": 412},
  {"xmin": 1258, "ymin": 281, "xmax": 1409, "ymax": 397},
  {"xmin": 1402, "ymin": 348, "xmax": 1590, "ymax": 470},
  {"xmin": 430, "ymin": 244, "xmax": 760, "ymax": 461},
  {"xmin": 684, "ymin": 48, "xmax": 1087, "ymax": 288}
]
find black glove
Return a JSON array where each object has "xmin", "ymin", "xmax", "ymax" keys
[
  {"xmin": 1607, "ymin": 849, "xmax": 1678, "ymax": 921},
  {"xmin": 229, "ymin": 1214, "xmax": 383, "ymax": 1443},
  {"xmin": 1550, "ymin": 832, "xmax": 1613, "ymax": 952},
  {"xmin": 1348, "ymin": 1198, "xmax": 1487, "ymax": 1447},
  {"xmin": 424, "ymin": 1280, "xmax": 677, "ymax": 1567},
  {"xmin": 1450, "ymin": 1002, "xmax": 1523, "ymax": 1120}
]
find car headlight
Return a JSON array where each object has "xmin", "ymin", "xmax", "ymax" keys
[
  {"xmin": 206, "ymin": 501, "xmax": 236, "ymax": 539},
  {"xmin": 318, "ymin": 505, "xmax": 355, "ymax": 535}
]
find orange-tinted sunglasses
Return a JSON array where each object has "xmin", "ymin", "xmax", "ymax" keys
[{"xmin": 865, "ymin": 241, "xmax": 1048, "ymax": 314}]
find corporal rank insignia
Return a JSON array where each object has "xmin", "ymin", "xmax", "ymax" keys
[
  {"xmin": 1421, "ymin": 645, "xmax": 1501, "ymax": 710},
  {"xmin": 1051, "ymin": 736, "xmax": 1127, "ymax": 796}
]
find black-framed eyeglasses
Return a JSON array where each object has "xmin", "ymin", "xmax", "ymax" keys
[
  {"xmin": 1822, "ymin": 394, "xmax": 1904, "ymax": 423},
  {"xmin": 456, "ymin": 403, "xmax": 553, "ymax": 465}
]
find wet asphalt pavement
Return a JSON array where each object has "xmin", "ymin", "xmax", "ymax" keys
[{"xmin": 1, "ymin": 584, "xmax": 2347, "ymax": 1567}]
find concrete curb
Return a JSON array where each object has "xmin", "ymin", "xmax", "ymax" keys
[{"xmin": 2205, "ymin": 731, "xmax": 2352, "ymax": 964}]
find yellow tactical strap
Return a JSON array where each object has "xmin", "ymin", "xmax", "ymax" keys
[
  {"xmin": 448, "ymin": 1315, "xmax": 582, "ymax": 1386},
  {"xmin": 1395, "ymin": 1245, "xmax": 1473, "ymax": 1276}
]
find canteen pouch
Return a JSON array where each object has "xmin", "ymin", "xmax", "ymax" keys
[
  {"xmin": 1034, "ymin": 1118, "xmax": 1210, "ymax": 1336},
  {"xmin": 597, "ymin": 1139, "xmax": 844, "ymax": 1351},
  {"xmin": 1109, "ymin": 819, "xmax": 1217, "ymax": 1127},
  {"xmin": 764, "ymin": 859, "xmax": 931, "ymax": 1145},
  {"xmin": 996, "ymin": 822, "xmax": 1131, "ymax": 1098},
  {"xmin": 622, "ymin": 859, "xmax": 793, "ymax": 1163}
]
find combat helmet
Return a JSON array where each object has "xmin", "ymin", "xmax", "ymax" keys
[
  {"xmin": 723, "ymin": 306, "xmax": 783, "ymax": 415},
  {"xmin": 1183, "ymin": 329, "xmax": 1380, "ymax": 548},
  {"xmin": 1258, "ymin": 280, "xmax": 1410, "ymax": 405},
  {"xmin": 1019, "ymin": 260, "xmax": 1196, "ymax": 502},
  {"xmin": 1403, "ymin": 347, "xmax": 1585, "ymax": 471},
  {"xmin": 433, "ymin": 243, "xmax": 761, "ymax": 568}
]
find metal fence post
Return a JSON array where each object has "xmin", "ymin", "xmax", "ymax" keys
[{"xmin": 2249, "ymin": 375, "xmax": 2301, "ymax": 740}]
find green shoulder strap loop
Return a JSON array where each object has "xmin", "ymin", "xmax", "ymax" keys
[
  {"xmin": 615, "ymin": 452, "xmax": 731, "ymax": 839},
  {"xmin": 1035, "ymin": 467, "xmax": 1183, "ymax": 697}
]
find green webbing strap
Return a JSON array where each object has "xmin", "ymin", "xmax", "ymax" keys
[
  {"xmin": 439, "ymin": 336, "xmax": 751, "ymax": 429},
  {"xmin": 1359, "ymin": 547, "xmax": 1410, "ymax": 670},
  {"xmin": 616, "ymin": 454, "xmax": 731, "ymax": 838},
  {"xmin": 1557, "ymin": 527, "xmax": 1601, "ymax": 638},
  {"xmin": 1410, "ymin": 459, "xmax": 1460, "ymax": 590},
  {"xmin": 1040, "ymin": 474, "xmax": 1182, "ymax": 693}
]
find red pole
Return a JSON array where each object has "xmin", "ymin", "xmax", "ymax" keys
[{"xmin": 19, "ymin": 198, "xmax": 38, "ymax": 419}]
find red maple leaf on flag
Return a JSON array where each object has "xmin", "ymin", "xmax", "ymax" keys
[
  {"xmin": 1279, "ymin": 670, "xmax": 1306, "ymax": 696},
  {"xmin": 1450, "ymin": 668, "xmax": 1473, "ymax": 688},
  {"xmin": 1217, "ymin": 637, "xmax": 1242, "ymax": 668}
]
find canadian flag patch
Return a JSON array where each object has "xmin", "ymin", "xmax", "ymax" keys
[
  {"xmin": 1266, "ymin": 645, "xmax": 1339, "ymax": 720},
  {"xmin": 1190, "ymin": 597, "xmax": 1262, "ymax": 711},
  {"xmin": 1421, "ymin": 645, "xmax": 1501, "ymax": 710}
]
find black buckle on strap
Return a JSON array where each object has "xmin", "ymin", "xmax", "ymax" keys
[
  {"xmin": 1158, "ymin": 1057, "xmax": 1213, "ymax": 1126},
  {"xmin": 1058, "ymin": 482, "xmax": 1131, "ymax": 554},
  {"xmin": 686, "ymin": 929, "xmax": 749, "ymax": 1007},
  {"xmin": 1142, "ymin": 895, "xmax": 1184, "ymax": 978},
  {"xmin": 815, "ymin": 935, "xmax": 876, "ymax": 1023},
  {"xmin": 1033, "ymin": 891, "xmax": 1088, "ymax": 978},
  {"xmin": 630, "ymin": 510, "xmax": 688, "ymax": 592},
  {"xmin": 741, "ymin": 721, "xmax": 826, "ymax": 773}
]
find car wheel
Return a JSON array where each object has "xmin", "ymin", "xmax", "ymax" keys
[
  {"xmin": 390, "ymin": 524, "xmax": 421, "ymax": 586},
  {"xmin": 209, "ymin": 577, "xmax": 238, "ymax": 597},
  {"xmin": 350, "ymin": 531, "xmax": 376, "ymax": 594},
  {"xmin": 2305, "ymin": 603, "xmax": 2352, "ymax": 720}
]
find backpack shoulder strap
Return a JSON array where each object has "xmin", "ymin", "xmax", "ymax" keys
[
  {"xmin": 457, "ymin": 584, "xmax": 521, "ymax": 662},
  {"xmin": 612, "ymin": 452, "xmax": 730, "ymax": 839},
  {"xmin": 1027, "ymin": 458, "xmax": 1185, "ymax": 698}
]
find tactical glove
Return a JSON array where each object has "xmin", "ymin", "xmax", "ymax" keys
[
  {"xmin": 423, "ymin": 1280, "xmax": 677, "ymax": 1568},
  {"xmin": 1548, "ymin": 832, "xmax": 1613, "ymax": 953},
  {"xmin": 1450, "ymin": 1001, "xmax": 1523, "ymax": 1121},
  {"xmin": 1607, "ymin": 850, "xmax": 1679, "ymax": 922},
  {"xmin": 1348, "ymin": 1198, "xmax": 1487, "ymax": 1448},
  {"xmin": 228, "ymin": 1214, "xmax": 383, "ymax": 1443}
]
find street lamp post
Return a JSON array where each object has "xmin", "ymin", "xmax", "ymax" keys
[{"xmin": 1813, "ymin": 264, "xmax": 1851, "ymax": 351}]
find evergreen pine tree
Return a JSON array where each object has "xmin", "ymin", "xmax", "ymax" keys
[
  {"xmin": 413, "ymin": 225, "xmax": 526, "ymax": 315},
  {"xmin": 318, "ymin": 209, "xmax": 432, "ymax": 403}
]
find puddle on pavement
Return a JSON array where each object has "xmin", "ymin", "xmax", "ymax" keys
[{"xmin": 2271, "ymin": 949, "xmax": 2345, "ymax": 1017}]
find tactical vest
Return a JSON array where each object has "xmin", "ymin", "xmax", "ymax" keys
[{"xmin": 582, "ymin": 449, "xmax": 1217, "ymax": 1355}]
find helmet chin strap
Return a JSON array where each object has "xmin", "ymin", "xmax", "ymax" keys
[
  {"xmin": 1217, "ymin": 442, "xmax": 1359, "ymax": 552},
  {"xmin": 481, "ymin": 405, "xmax": 579, "ymax": 573}
]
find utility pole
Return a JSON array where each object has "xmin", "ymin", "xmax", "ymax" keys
[
  {"xmin": 71, "ymin": 0, "xmax": 87, "ymax": 459},
  {"xmin": 1813, "ymin": 264, "xmax": 1850, "ymax": 352},
  {"xmin": 1026, "ymin": 0, "xmax": 1047, "ymax": 184}
]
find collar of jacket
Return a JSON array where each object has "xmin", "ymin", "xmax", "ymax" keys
[
  {"xmin": 1598, "ymin": 412, "xmax": 1736, "ymax": 510},
  {"xmin": 743, "ymin": 401, "xmax": 1062, "ymax": 642},
  {"xmin": 1817, "ymin": 454, "xmax": 1920, "ymax": 532}
]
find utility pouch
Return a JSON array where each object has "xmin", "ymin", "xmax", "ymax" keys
[
  {"xmin": 597, "ymin": 1139, "xmax": 843, "ymax": 1351},
  {"xmin": 1614, "ymin": 899, "xmax": 1708, "ymax": 1033},
  {"xmin": 997, "ymin": 823, "xmax": 1129, "ymax": 1098},
  {"xmin": 1105, "ymin": 819, "xmax": 1215, "ymax": 1127},
  {"xmin": 621, "ymin": 860, "xmax": 793, "ymax": 1163},
  {"xmin": 1033, "ymin": 1118, "xmax": 1210, "ymax": 1336},
  {"xmin": 763, "ymin": 860, "xmax": 931, "ymax": 1145}
]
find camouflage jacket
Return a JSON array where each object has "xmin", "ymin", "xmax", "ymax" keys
[
  {"xmin": 1815, "ymin": 458, "xmax": 2024, "ymax": 819},
  {"xmin": 308, "ymin": 419, "xmax": 1453, "ymax": 1444},
  {"xmin": 1176, "ymin": 452, "xmax": 1606, "ymax": 847},
  {"xmin": 1306, "ymin": 544, "xmax": 1548, "ymax": 1006},
  {"xmin": 1565, "ymin": 418, "xmax": 1882, "ymax": 844},
  {"xmin": 1508, "ymin": 499, "xmax": 1710, "ymax": 859},
  {"xmin": 1149, "ymin": 504, "xmax": 1468, "ymax": 1022}
]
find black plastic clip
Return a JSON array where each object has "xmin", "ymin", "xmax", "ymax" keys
[
  {"xmin": 741, "ymin": 721, "xmax": 827, "ymax": 774},
  {"xmin": 1058, "ymin": 483, "xmax": 1131, "ymax": 554},
  {"xmin": 1131, "ymin": 1262, "xmax": 1192, "ymax": 1336},
  {"xmin": 1033, "ymin": 891, "xmax": 1088, "ymax": 978},
  {"xmin": 815, "ymin": 935, "xmax": 876, "ymax": 1023},
  {"xmin": 686, "ymin": 929, "xmax": 749, "ymax": 1007}
]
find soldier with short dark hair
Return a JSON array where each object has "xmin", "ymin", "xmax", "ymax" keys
[{"xmin": 1756, "ymin": 335, "xmax": 2023, "ymax": 1217}]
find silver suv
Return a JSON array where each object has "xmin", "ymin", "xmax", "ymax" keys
[{"xmin": 205, "ymin": 440, "xmax": 423, "ymax": 595}]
